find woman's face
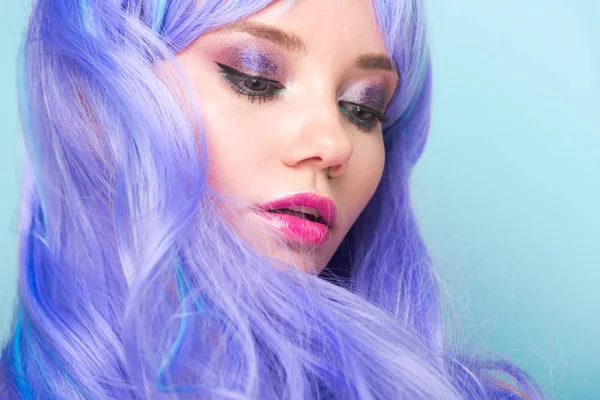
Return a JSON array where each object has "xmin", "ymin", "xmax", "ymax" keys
[{"xmin": 176, "ymin": 0, "xmax": 398, "ymax": 273}]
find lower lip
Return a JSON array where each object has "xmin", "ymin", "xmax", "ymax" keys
[{"xmin": 256, "ymin": 211, "xmax": 331, "ymax": 246}]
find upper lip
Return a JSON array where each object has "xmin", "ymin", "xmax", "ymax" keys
[{"xmin": 257, "ymin": 192, "xmax": 338, "ymax": 228}]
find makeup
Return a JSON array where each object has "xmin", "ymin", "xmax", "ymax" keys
[
  {"xmin": 258, "ymin": 211, "xmax": 331, "ymax": 246},
  {"xmin": 255, "ymin": 193, "xmax": 337, "ymax": 247},
  {"xmin": 234, "ymin": 48, "xmax": 278, "ymax": 75},
  {"xmin": 340, "ymin": 82, "xmax": 388, "ymax": 113},
  {"xmin": 212, "ymin": 44, "xmax": 285, "ymax": 81}
]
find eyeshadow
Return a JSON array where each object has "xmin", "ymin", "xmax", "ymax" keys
[
  {"xmin": 224, "ymin": 47, "xmax": 280, "ymax": 78},
  {"xmin": 341, "ymin": 83, "xmax": 387, "ymax": 111},
  {"xmin": 359, "ymin": 84, "xmax": 386, "ymax": 110}
]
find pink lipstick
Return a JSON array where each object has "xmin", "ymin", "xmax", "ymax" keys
[{"xmin": 256, "ymin": 193, "xmax": 337, "ymax": 246}]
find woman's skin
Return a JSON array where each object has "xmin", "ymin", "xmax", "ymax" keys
[{"xmin": 176, "ymin": 0, "xmax": 399, "ymax": 273}]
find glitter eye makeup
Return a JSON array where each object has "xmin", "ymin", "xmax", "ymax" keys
[
  {"xmin": 235, "ymin": 48, "xmax": 279, "ymax": 76},
  {"xmin": 216, "ymin": 46, "xmax": 285, "ymax": 81},
  {"xmin": 340, "ymin": 83, "xmax": 388, "ymax": 113},
  {"xmin": 206, "ymin": 42, "xmax": 288, "ymax": 105},
  {"xmin": 216, "ymin": 61, "xmax": 286, "ymax": 104},
  {"xmin": 203, "ymin": 36, "xmax": 394, "ymax": 131},
  {"xmin": 358, "ymin": 84, "xmax": 387, "ymax": 111},
  {"xmin": 337, "ymin": 82, "xmax": 391, "ymax": 132}
]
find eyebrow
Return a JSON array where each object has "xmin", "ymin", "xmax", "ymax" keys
[
  {"xmin": 221, "ymin": 21, "xmax": 396, "ymax": 75},
  {"xmin": 224, "ymin": 21, "xmax": 307, "ymax": 53},
  {"xmin": 355, "ymin": 54, "xmax": 394, "ymax": 73}
]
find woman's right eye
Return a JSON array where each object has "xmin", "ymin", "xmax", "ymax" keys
[{"xmin": 216, "ymin": 62, "xmax": 286, "ymax": 104}]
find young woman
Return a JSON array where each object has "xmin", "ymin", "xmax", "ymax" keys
[{"xmin": 0, "ymin": 0, "xmax": 544, "ymax": 398}]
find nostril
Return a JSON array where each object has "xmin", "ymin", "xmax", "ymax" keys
[{"xmin": 326, "ymin": 163, "xmax": 346, "ymax": 179}]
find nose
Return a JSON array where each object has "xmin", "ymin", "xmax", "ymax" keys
[{"xmin": 280, "ymin": 103, "xmax": 353, "ymax": 178}]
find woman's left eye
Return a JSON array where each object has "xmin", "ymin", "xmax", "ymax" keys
[
  {"xmin": 339, "ymin": 101, "xmax": 390, "ymax": 133},
  {"xmin": 216, "ymin": 62, "xmax": 285, "ymax": 104}
]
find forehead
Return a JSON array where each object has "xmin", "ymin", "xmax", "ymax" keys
[{"xmin": 245, "ymin": 0, "xmax": 388, "ymax": 54}]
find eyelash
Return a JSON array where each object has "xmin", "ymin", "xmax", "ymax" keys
[
  {"xmin": 217, "ymin": 62, "xmax": 285, "ymax": 104},
  {"xmin": 216, "ymin": 62, "xmax": 390, "ymax": 132},
  {"xmin": 338, "ymin": 101, "xmax": 390, "ymax": 133}
]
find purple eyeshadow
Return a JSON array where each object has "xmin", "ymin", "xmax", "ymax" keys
[
  {"xmin": 232, "ymin": 48, "xmax": 279, "ymax": 76},
  {"xmin": 359, "ymin": 84, "xmax": 386, "ymax": 110},
  {"xmin": 342, "ymin": 83, "xmax": 387, "ymax": 111}
]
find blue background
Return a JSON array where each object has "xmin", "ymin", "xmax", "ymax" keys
[{"xmin": 1, "ymin": 1, "xmax": 598, "ymax": 398}]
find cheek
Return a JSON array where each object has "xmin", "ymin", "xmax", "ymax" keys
[
  {"xmin": 202, "ymin": 115, "xmax": 249, "ymax": 199},
  {"xmin": 192, "ymin": 81, "xmax": 257, "ymax": 198},
  {"xmin": 198, "ymin": 98, "xmax": 279, "ymax": 203},
  {"xmin": 345, "ymin": 136, "xmax": 385, "ymax": 225},
  {"xmin": 172, "ymin": 52, "xmax": 253, "ymax": 199},
  {"xmin": 318, "ymin": 137, "xmax": 384, "ymax": 268}
]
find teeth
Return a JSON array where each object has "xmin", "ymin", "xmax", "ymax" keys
[
  {"xmin": 286, "ymin": 206, "xmax": 321, "ymax": 219},
  {"xmin": 268, "ymin": 206, "xmax": 325, "ymax": 224}
]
